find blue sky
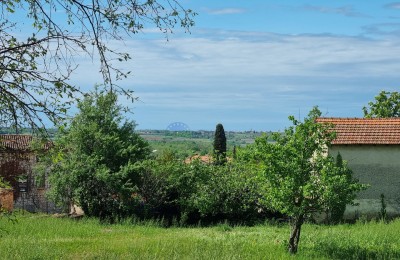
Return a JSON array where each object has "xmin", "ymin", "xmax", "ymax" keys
[{"xmin": 69, "ymin": 1, "xmax": 400, "ymax": 131}]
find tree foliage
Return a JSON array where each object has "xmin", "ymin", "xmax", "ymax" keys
[
  {"xmin": 213, "ymin": 123, "xmax": 227, "ymax": 165},
  {"xmin": 363, "ymin": 91, "xmax": 400, "ymax": 118},
  {"xmin": 191, "ymin": 162, "xmax": 273, "ymax": 224},
  {"xmin": 133, "ymin": 156, "xmax": 272, "ymax": 225},
  {"xmin": 325, "ymin": 152, "xmax": 354, "ymax": 224},
  {"xmin": 0, "ymin": 0, "xmax": 195, "ymax": 131},
  {"xmin": 245, "ymin": 107, "xmax": 366, "ymax": 254},
  {"xmin": 0, "ymin": 177, "xmax": 10, "ymax": 189},
  {"xmin": 38, "ymin": 89, "xmax": 150, "ymax": 221}
]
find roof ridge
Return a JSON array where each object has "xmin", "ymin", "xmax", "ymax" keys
[
  {"xmin": 317, "ymin": 118, "xmax": 400, "ymax": 144},
  {"xmin": 0, "ymin": 134, "xmax": 34, "ymax": 136},
  {"xmin": 317, "ymin": 117, "xmax": 400, "ymax": 120}
]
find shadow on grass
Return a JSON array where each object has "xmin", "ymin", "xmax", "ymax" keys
[{"xmin": 314, "ymin": 240, "xmax": 400, "ymax": 260}]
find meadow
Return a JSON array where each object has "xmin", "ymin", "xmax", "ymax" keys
[{"xmin": 1, "ymin": 213, "xmax": 400, "ymax": 259}]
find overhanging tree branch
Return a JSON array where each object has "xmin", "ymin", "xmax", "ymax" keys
[{"xmin": 0, "ymin": 0, "xmax": 196, "ymax": 133}]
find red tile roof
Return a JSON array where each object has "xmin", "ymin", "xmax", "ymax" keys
[
  {"xmin": 184, "ymin": 154, "xmax": 233, "ymax": 164},
  {"xmin": 185, "ymin": 154, "xmax": 213, "ymax": 164},
  {"xmin": 0, "ymin": 135, "xmax": 34, "ymax": 151},
  {"xmin": 316, "ymin": 118, "xmax": 400, "ymax": 145}
]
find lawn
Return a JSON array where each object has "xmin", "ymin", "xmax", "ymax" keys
[{"xmin": 1, "ymin": 213, "xmax": 400, "ymax": 259}]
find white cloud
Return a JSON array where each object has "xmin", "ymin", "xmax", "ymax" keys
[
  {"xmin": 205, "ymin": 8, "xmax": 246, "ymax": 15},
  {"xmin": 69, "ymin": 30, "xmax": 400, "ymax": 130},
  {"xmin": 385, "ymin": 2, "xmax": 400, "ymax": 9},
  {"xmin": 363, "ymin": 23, "xmax": 400, "ymax": 35},
  {"xmin": 125, "ymin": 33, "xmax": 400, "ymax": 85},
  {"xmin": 302, "ymin": 5, "xmax": 370, "ymax": 18}
]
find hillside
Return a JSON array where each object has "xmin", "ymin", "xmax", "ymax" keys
[{"xmin": 138, "ymin": 130, "xmax": 270, "ymax": 159}]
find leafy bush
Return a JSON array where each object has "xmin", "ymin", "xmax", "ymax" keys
[
  {"xmin": 191, "ymin": 163, "xmax": 274, "ymax": 224},
  {"xmin": 0, "ymin": 177, "xmax": 10, "ymax": 189},
  {"xmin": 133, "ymin": 154, "xmax": 276, "ymax": 225},
  {"xmin": 133, "ymin": 157, "xmax": 207, "ymax": 224},
  {"xmin": 38, "ymin": 90, "xmax": 150, "ymax": 222}
]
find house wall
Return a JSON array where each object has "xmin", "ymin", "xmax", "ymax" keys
[
  {"xmin": 0, "ymin": 151, "xmax": 61, "ymax": 213},
  {"xmin": 329, "ymin": 145, "xmax": 400, "ymax": 219},
  {"xmin": 0, "ymin": 151, "xmax": 35, "ymax": 200}
]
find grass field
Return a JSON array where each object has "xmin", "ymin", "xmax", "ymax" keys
[{"xmin": 1, "ymin": 213, "xmax": 400, "ymax": 259}]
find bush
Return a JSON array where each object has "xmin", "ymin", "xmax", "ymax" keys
[
  {"xmin": 134, "ymin": 155, "xmax": 276, "ymax": 225},
  {"xmin": 39, "ymin": 90, "xmax": 150, "ymax": 222},
  {"xmin": 192, "ymin": 163, "xmax": 274, "ymax": 224},
  {"xmin": 133, "ymin": 157, "xmax": 207, "ymax": 224}
]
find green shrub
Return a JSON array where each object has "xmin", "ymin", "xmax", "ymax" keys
[
  {"xmin": 0, "ymin": 177, "xmax": 10, "ymax": 189},
  {"xmin": 38, "ymin": 90, "xmax": 150, "ymax": 222},
  {"xmin": 192, "ymin": 162, "xmax": 274, "ymax": 224},
  {"xmin": 134, "ymin": 157, "xmax": 276, "ymax": 225},
  {"xmin": 134, "ymin": 158, "xmax": 208, "ymax": 224}
]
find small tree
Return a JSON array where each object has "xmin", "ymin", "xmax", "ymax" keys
[
  {"xmin": 40, "ymin": 89, "xmax": 150, "ymax": 221},
  {"xmin": 213, "ymin": 123, "xmax": 227, "ymax": 165},
  {"xmin": 325, "ymin": 152, "xmax": 354, "ymax": 223},
  {"xmin": 363, "ymin": 91, "xmax": 400, "ymax": 118},
  {"xmin": 247, "ymin": 107, "xmax": 366, "ymax": 254}
]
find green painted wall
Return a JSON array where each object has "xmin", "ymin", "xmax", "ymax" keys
[{"xmin": 330, "ymin": 145, "xmax": 400, "ymax": 219}]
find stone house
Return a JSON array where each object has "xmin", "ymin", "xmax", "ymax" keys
[
  {"xmin": 316, "ymin": 118, "xmax": 400, "ymax": 219},
  {"xmin": 0, "ymin": 134, "xmax": 58, "ymax": 213}
]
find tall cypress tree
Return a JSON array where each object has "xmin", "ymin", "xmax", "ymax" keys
[{"xmin": 213, "ymin": 123, "xmax": 227, "ymax": 165}]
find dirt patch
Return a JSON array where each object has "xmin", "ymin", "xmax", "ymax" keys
[{"xmin": 0, "ymin": 188, "xmax": 14, "ymax": 211}]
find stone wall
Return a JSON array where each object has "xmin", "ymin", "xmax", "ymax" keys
[
  {"xmin": 13, "ymin": 188, "xmax": 62, "ymax": 214},
  {"xmin": 0, "ymin": 151, "xmax": 62, "ymax": 214},
  {"xmin": 329, "ymin": 145, "xmax": 400, "ymax": 219}
]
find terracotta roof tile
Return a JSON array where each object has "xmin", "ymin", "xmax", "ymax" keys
[
  {"xmin": 185, "ymin": 154, "xmax": 213, "ymax": 164},
  {"xmin": 316, "ymin": 118, "xmax": 400, "ymax": 145},
  {"xmin": 0, "ymin": 135, "xmax": 33, "ymax": 151}
]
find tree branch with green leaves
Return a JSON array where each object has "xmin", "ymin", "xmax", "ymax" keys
[
  {"xmin": 1, "ymin": 0, "xmax": 196, "ymax": 132},
  {"xmin": 243, "ymin": 107, "xmax": 366, "ymax": 254},
  {"xmin": 363, "ymin": 91, "xmax": 400, "ymax": 118}
]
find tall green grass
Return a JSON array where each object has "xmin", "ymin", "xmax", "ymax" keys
[{"xmin": 1, "ymin": 213, "xmax": 399, "ymax": 259}]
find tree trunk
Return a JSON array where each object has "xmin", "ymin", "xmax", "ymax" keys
[{"xmin": 288, "ymin": 214, "xmax": 304, "ymax": 254}]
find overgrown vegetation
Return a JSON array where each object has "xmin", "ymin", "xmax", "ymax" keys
[
  {"xmin": 4, "ymin": 1, "xmax": 397, "ymax": 257},
  {"xmin": 9, "ymin": 91, "xmax": 398, "ymax": 256},
  {"xmin": 32, "ymin": 102, "xmax": 365, "ymax": 255},
  {"xmin": 35, "ymin": 91, "xmax": 273, "ymax": 225},
  {"xmin": 240, "ymin": 107, "xmax": 366, "ymax": 254},
  {"xmin": 1, "ymin": 213, "xmax": 400, "ymax": 259},
  {"xmin": 133, "ymin": 157, "xmax": 275, "ymax": 225},
  {"xmin": 36, "ymin": 90, "xmax": 151, "ymax": 221}
]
